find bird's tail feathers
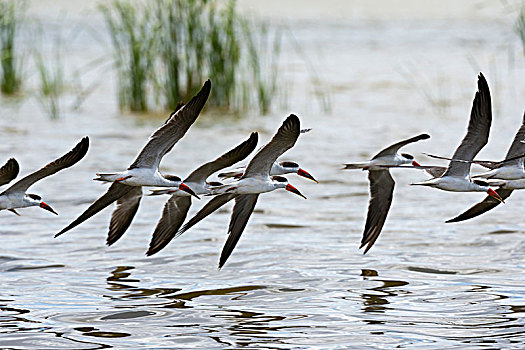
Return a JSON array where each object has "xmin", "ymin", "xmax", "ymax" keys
[
  {"xmin": 343, "ymin": 162, "xmax": 368, "ymax": 170},
  {"xmin": 94, "ymin": 173, "xmax": 119, "ymax": 182}
]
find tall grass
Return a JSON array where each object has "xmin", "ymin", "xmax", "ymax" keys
[
  {"xmin": 102, "ymin": 0, "xmax": 285, "ymax": 114},
  {"xmin": 0, "ymin": 0, "xmax": 25, "ymax": 95},
  {"xmin": 154, "ymin": 0, "xmax": 244, "ymax": 110},
  {"xmin": 100, "ymin": 0, "xmax": 157, "ymax": 112}
]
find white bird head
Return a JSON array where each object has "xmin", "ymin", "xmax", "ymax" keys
[
  {"xmin": 27, "ymin": 193, "xmax": 58, "ymax": 215},
  {"xmin": 400, "ymin": 153, "xmax": 421, "ymax": 167},
  {"xmin": 271, "ymin": 176, "xmax": 307, "ymax": 199},
  {"xmin": 472, "ymin": 179, "xmax": 504, "ymax": 202},
  {"xmin": 279, "ymin": 161, "xmax": 318, "ymax": 183}
]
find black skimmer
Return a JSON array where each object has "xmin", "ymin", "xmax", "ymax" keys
[
  {"xmin": 178, "ymin": 114, "xmax": 307, "ymax": 268},
  {"xmin": 411, "ymin": 73, "xmax": 504, "ymax": 203},
  {"xmin": 0, "ymin": 137, "xmax": 89, "ymax": 216},
  {"xmin": 145, "ymin": 132, "xmax": 259, "ymax": 256},
  {"xmin": 424, "ymin": 112, "xmax": 525, "ymax": 180},
  {"xmin": 54, "ymin": 80, "xmax": 210, "ymax": 244},
  {"xmin": 218, "ymin": 160, "xmax": 318, "ymax": 183},
  {"xmin": 217, "ymin": 129, "xmax": 317, "ymax": 182},
  {"xmin": 443, "ymin": 112, "xmax": 525, "ymax": 222},
  {"xmin": 343, "ymin": 133, "xmax": 430, "ymax": 253}
]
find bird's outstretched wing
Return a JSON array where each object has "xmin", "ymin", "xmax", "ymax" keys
[
  {"xmin": 422, "ymin": 152, "xmax": 525, "ymax": 170},
  {"xmin": 185, "ymin": 132, "xmax": 258, "ymax": 184},
  {"xmin": 502, "ymin": 112, "xmax": 525, "ymax": 166},
  {"xmin": 444, "ymin": 73, "xmax": 491, "ymax": 177},
  {"xmin": 176, "ymin": 193, "xmax": 237, "ymax": 238},
  {"xmin": 2, "ymin": 137, "xmax": 89, "ymax": 195},
  {"xmin": 219, "ymin": 194, "xmax": 259, "ymax": 268},
  {"xmin": 243, "ymin": 115, "xmax": 300, "ymax": 178},
  {"xmin": 0, "ymin": 158, "xmax": 19, "ymax": 187},
  {"xmin": 55, "ymin": 182, "xmax": 133, "ymax": 237},
  {"xmin": 106, "ymin": 186, "xmax": 143, "ymax": 246},
  {"xmin": 128, "ymin": 80, "xmax": 211, "ymax": 170},
  {"xmin": 372, "ymin": 134, "xmax": 430, "ymax": 159},
  {"xmin": 360, "ymin": 170, "xmax": 395, "ymax": 254},
  {"xmin": 445, "ymin": 188, "xmax": 513, "ymax": 223},
  {"xmin": 146, "ymin": 196, "xmax": 192, "ymax": 256}
]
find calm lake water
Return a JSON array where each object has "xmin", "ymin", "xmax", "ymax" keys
[{"xmin": 1, "ymin": 1, "xmax": 524, "ymax": 349}]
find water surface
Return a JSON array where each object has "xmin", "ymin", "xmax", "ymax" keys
[{"xmin": 1, "ymin": 2, "xmax": 524, "ymax": 349}]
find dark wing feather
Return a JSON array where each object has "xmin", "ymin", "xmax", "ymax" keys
[
  {"xmin": 444, "ymin": 73, "xmax": 491, "ymax": 177},
  {"xmin": 445, "ymin": 189, "xmax": 512, "ymax": 223},
  {"xmin": 423, "ymin": 152, "xmax": 525, "ymax": 170},
  {"xmin": 146, "ymin": 196, "xmax": 192, "ymax": 256},
  {"xmin": 106, "ymin": 186, "xmax": 143, "ymax": 246},
  {"xmin": 423, "ymin": 153, "xmax": 501, "ymax": 169},
  {"xmin": 3, "ymin": 137, "xmax": 89, "ymax": 195},
  {"xmin": 0, "ymin": 158, "xmax": 19, "ymax": 187},
  {"xmin": 372, "ymin": 134, "xmax": 430, "ymax": 159},
  {"xmin": 55, "ymin": 182, "xmax": 133, "ymax": 237},
  {"xmin": 219, "ymin": 194, "xmax": 259, "ymax": 268},
  {"xmin": 503, "ymin": 112, "xmax": 525, "ymax": 165},
  {"xmin": 176, "ymin": 193, "xmax": 237, "ymax": 237},
  {"xmin": 128, "ymin": 80, "xmax": 211, "ymax": 170},
  {"xmin": 422, "ymin": 166, "xmax": 447, "ymax": 178},
  {"xmin": 243, "ymin": 115, "xmax": 300, "ymax": 178},
  {"xmin": 185, "ymin": 132, "xmax": 258, "ymax": 184},
  {"xmin": 360, "ymin": 170, "xmax": 395, "ymax": 254}
]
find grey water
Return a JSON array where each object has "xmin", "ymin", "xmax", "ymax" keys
[{"xmin": 1, "ymin": 1, "xmax": 524, "ymax": 348}]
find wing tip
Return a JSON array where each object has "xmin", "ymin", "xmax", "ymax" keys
[
  {"xmin": 445, "ymin": 217, "xmax": 461, "ymax": 223},
  {"xmin": 201, "ymin": 79, "xmax": 212, "ymax": 94},
  {"xmin": 145, "ymin": 246, "xmax": 158, "ymax": 256},
  {"xmin": 72, "ymin": 136, "xmax": 90, "ymax": 161},
  {"xmin": 476, "ymin": 72, "xmax": 490, "ymax": 97}
]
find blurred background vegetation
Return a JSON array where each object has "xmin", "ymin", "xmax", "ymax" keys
[
  {"xmin": 0, "ymin": 0, "xmax": 289, "ymax": 117},
  {"xmin": 100, "ymin": 0, "xmax": 284, "ymax": 114},
  {"xmin": 1, "ymin": 0, "xmax": 525, "ymax": 118}
]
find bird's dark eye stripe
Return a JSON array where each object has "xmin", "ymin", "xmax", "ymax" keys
[
  {"xmin": 401, "ymin": 153, "xmax": 414, "ymax": 159},
  {"xmin": 473, "ymin": 179, "xmax": 489, "ymax": 186},
  {"xmin": 271, "ymin": 176, "xmax": 288, "ymax": 182},
  {"xmin": 280, "ymin": 161, "xmax": 298, "ymax": 168},
  {"xmin": 164, "ymin": 175, "xmax": 181, "ymax": 181},
  {"xmin": 28, "ymin": 194, "xmax": 41, "ymax": 200}
]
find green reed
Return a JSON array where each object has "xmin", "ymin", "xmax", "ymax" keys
[
  {"xmin": 0, "ymin": 0, "xmax": 26, "ymax": 95},
  {"xmin": 103, "ymin": 0, "xmax": 285, "ymax": 114},
  {"xmin": 100, "ymin": 0, "xmax": 157, "ymax": 112}
]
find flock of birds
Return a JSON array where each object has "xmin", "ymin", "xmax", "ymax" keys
[{"xmin": 1, "ymin": 73, "xmax": 524, "ymax": 268}]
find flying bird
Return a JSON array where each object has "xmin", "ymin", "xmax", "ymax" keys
[
  {"xmin": 217, "ymin": 129, "xmax": 317, "ymax": 182},
  {"xmin": 423, "ymin": 112, "xmax": 525, "ymax": 180},
  {"xmin": 218, "ymin": 160, "xmax": 318, "ymax": 183},
  {"xmin": 178, "ymin": 114, "xmax": 307, "ymax": 269},
  {"xmin": 344, "ymin": 133, "xmax": 430, "ymax": 253},
  {"xmin": 55, "ymin": 80, "xmax": 210, "ymax": 245},
  {"xmin": 411, "ymin": 73, "xmax": 504, "ymax": 203},
  {"xmin": 0, "ymin": 137, "xmax": 89, "ymax": 216},
  {"xmin": 443, "ymin": 112, "xmax": 525, "ymax": 222},
  {"xmin": 146, "ymin": 132, "xmax": 259, "ymax": 256}
]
